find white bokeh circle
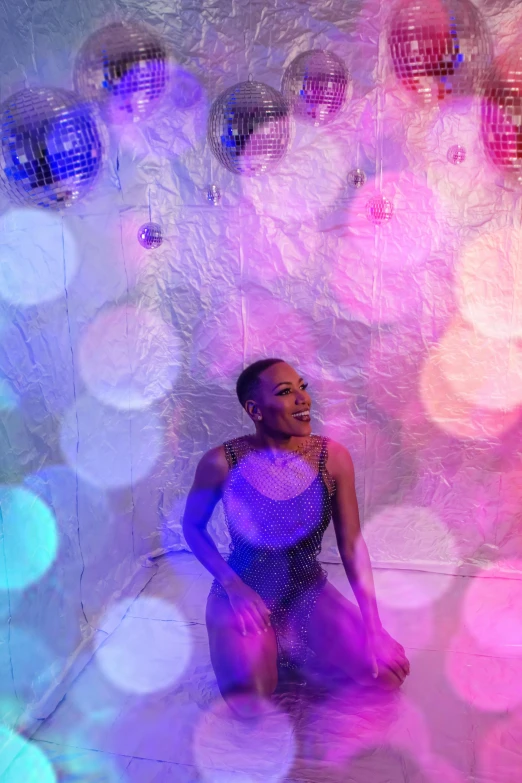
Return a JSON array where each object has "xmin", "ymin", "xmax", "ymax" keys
[
  {"xmin": 193, "ymin": 696, "xmax": 295, "ymax": 783},
  {"xmin": 79, "ymin": 305, "xmax": 182, "ymax": 410},
  {"xmin": 60, "ymin": 395, "xmax": 163, "ymax": 488},
  {"xmin": 462, "ymin": 559, "xmax": 522, "ymax": 655},
  {"xmin": 357, "ymin": 505, "xmax": 457, "ymax": 609},
  {"xmin": 96, "ymin": 597, "xmax": 191, "ymax": 694}
]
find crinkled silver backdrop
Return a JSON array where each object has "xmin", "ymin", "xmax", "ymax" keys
[{"xmin": 0, "ymin": 0, "xmax": 521, "ymax": 723}]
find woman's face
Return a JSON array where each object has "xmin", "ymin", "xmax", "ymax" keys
[{"xmin": 246, "ymin": 362, "xmax": 312, "ymax": 437}]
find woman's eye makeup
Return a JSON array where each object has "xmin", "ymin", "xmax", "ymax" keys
[{"xmin": 277, "ymin": 383, "xmax": 309, "ymax": 396}]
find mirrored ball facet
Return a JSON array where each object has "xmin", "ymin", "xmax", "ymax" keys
[
  {"xmin": 207, "ymin": 184, "xmax": 221, "ymax": 205},
  {"xmin": 347, "ymin": 168, "xmax": 367, "ymax": 188},
  {"xmin": 366, "ymin": 194, "xmax": 394, "ymax": 224},
  {"xmin": 74, "ymin": 22, "xmax": 169, "ymax": 124},
  {"xmin": 0, "ymin": 87, "xmax": 104, "ymax": 209},
  {"xmin": 447, "ymin": 144, "xmax": 467, "ymax": 164},
  {"xmin": 387, "ymin": 0, "xmax": 491, "ymax": 105},
  {"xmin": 137, "ymin": 222, "xmax": 163, "ymax": 249},
  {"xmin": 207, "ymin": 81, "xmax": 292, "ymax": 177},
  {"xmin": 282, "ymin": 49, "xmax": 349, "ymax": 126},
  {"xmin": 482, "ymin": 50, "xmax": 522, "ymax": 184}
]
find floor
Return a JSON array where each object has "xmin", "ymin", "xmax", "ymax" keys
[{"xmin": 27, "ymin": 552, "xmax": 522, "ymax": 782}]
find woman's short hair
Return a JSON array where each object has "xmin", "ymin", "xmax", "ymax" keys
[{"xmin": 236, "ymin": 358, "xmax": 284, "ymax": 408}]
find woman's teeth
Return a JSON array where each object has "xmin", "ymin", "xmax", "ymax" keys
[{"xmin": 292, "ymin": 412, "xmax": 311, "ymax": 421}]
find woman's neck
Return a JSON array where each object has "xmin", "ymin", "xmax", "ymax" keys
[{"xmin": 248, "ymin": 431, "xmax": 311, "ymax": 455}]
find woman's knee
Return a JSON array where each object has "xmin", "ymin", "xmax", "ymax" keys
[{"xmin": 206, "ymin": 595, "xmax": 278, "ymax": 702}]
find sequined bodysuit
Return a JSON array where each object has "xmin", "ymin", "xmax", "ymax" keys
[{"xmin": 210, "ymin": 434, "xmax": 336, "ymax": 668}]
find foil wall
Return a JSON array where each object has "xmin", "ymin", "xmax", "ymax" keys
[{"xmin": 0, "ymin": 0, "xmax": 522, "ymax": 723}]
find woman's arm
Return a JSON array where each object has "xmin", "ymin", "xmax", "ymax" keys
[
  {"xmin": 182, "ymin": 446, "xmax": 242, "ymax": 590},
  {"xmin": 327, "ymin": 440, "xmax": 382, "ymax": 632},
  {"xmin": 182, "ymin": 446, "xmax": 271, "ymax": 634},
  {"xmin": 327, "ymin": 439, "xmax": 410, "ymax": 681}
]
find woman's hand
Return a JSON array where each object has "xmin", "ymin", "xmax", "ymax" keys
[
  {"xmin": 365, "ymin": 626, "xmax": 410, "ymax": 685},
  {"xmin": 224, "ymin": 578, "xmax": 272, "ymax": 636}
]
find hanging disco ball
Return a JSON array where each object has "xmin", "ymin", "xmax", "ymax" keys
[
  {"xmin": 281, "ymin": 49, "xmax": 349, "ymax": 126},
  {"xmin": 482, "ymin": 49, "xmax": 522, "ymax": 184},
  {"xmin": 74, "ymin": 21, "xmax": 169, "ymax": 124},
  {"xmin": 447, "ymin": 144, "xmax": 466, "ymax": 164},
  {"xmin": 0, "ymin": 87, "xmax": 104, "ymax": 209},
  {"xmin": 387, "ymin": 0, "xmax": 492, "ymax": 105},
  {"xmin": 347, "ymin": 168, "xmax": 366, "ymax": 188},
  {"xmin": 206, "ymin": 184, "xmax": 221, "ymax": 205},
  {"xmin": 137, "ymin": 222, "xmax": 163, "ymax": 249},
  {"xmin": 207, "ymin": 80, "xmax": 292, "ymax": 177},
  {"xmin": 366, "ymin": 194, "xmax": 393, "ymax": 224}
]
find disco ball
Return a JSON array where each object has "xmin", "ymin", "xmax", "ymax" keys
[
  {"xmin": 0, "ymin": 87, "xmax": 104, "ymax": 209},
  {"xmin": 347, "ymin": 168, "xmax": 366, "ymax": 188},
  {"xmin": 387, "ymin": 0, "xmax": 492, "ymax": 105},
  {"xmin": 281, "ymin": 49, "xmax": 349, "ymax": 126},
  {"xmin": 206, "ymin": 184, "xmax": 221, "ymax": 205},
  {"xmin": 207, "ymin": 80, "xmax": 292, "ymax": 177},
  {"xmin": 137, "ymin": 222, "xmax": 163, "ymax": 249},
  {"xmin": 482, "ymin": 50, "xmax": 522, "ymax": 183},
  {"xmin": 366, "ymin": 194, "xmax": 393, "ymax": 224},
  {"xmin": 447, "ymin": 144, "xmax": 466, "ymax": 164},
  {"xmin": 74, "ymin": 21, "xmax": 169, "ymax": 124}
]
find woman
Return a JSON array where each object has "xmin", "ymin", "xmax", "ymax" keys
[{"xmin": 183, "ymin": 358, "xmax": 410, "ymax": 717}]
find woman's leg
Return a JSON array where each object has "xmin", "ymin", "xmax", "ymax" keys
[
  {"xmin": 206, "ymin": 591, "xmax": 279, "ymax": 717},
  {"xmin": 306, "ymin": 580, "xmax": 404, "ymax": 692}
]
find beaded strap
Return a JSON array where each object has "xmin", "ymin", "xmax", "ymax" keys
[
  {"xmin": 319, "ymin": 436, "xmax": 328, "ymax": 468},
  {"xmin": 223, "ymin": 440, "xmax": 239, "ymax": 469}
]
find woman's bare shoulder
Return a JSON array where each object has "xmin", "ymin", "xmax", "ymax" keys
[
  {"xmin": 323, "ymin": 437, "xmax": 354, "ymax": 480},
  {"xmin": 194, "ymin": 444, "xmax": 229, "ymax": 487}
]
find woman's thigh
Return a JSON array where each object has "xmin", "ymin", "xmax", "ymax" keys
[
  {"xmin": 206, "ymin": 591, "xmax": 279, "ymax": 703},
  {"xmin": 307, "ymin": 580, "xmax": 403, "ymax": 691}
]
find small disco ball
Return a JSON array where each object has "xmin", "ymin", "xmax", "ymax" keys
[
  {"xmin": 447, "ymin": 144, "xmax": 466, "ymax": 164},
  {"xmin": 387, "ymin": 0, "xmax": 492, "ymax": 105},
  {"xmin": 207, "ymin": 80, "xmax": 292, "ymax": 177},
  {"xmin": 137, "ymin": 222, "xmax": 163, "ymax": 249},
  {"xmin": 74, "ymin": 21, "xmax": 169, "ymax": 124},
  {"xmin": 206, "ymin": 184, "xmax": 221, "ymax": 205},
  {"xmin": 0, "ymin": 87, "xmax": 104, "ymax": 209},
  {"xmin": 281, "ymin": 49, "xmax": 349, "ymax": 126},
  {"xmin": 347, "ymin": 168, "xmax": 366, "ymax": 188},
  {"xmin": 482, "ymin": 50, "xmax": 522, "ymax": 184},
  {"xmin": 366, "ymin": 194, "xmax": 394, "ymax": 224}
]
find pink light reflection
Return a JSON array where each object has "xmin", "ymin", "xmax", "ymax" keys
[
  {"xmin": 456, "ymin": 225, "xmax": 522, "ymax": 341},
  {"xmin": 345, "ymin": 171, "xmax": 437, "ymax": 272},
  {"xmin": 478, "ymin": 711, "xmax": 522, "ymax": 783},
  {"xmin": 306, "ymin": 690, "xmax": 431, "ymax": 770},
  {"xmin": 462, "ymin": 558, "xmax": 522, "ymax": 656},
  {"xmin": 378, "ymin": 603, "xmax": 434, "ymax": 663},
  {"xmin": 435, "ymin": 318, "xmax": 522, "ymax": 411},
  {"xmin": 420, "ymin": 349, "xmax": 520, "ymax": 440},
  {"xmin": 332, "ymin": 250, "xmax": 429, "ymax": 326},
  {"xmin": 368, "ymin": 328, "xmax": 426, "ymax": 418},
  {"xmin": 191, "ymin": 290, "xmax": 318, "ymax": 390},
  {"xmin": 356, "ymin": 505, "xmax": 457, "ymax": 609},
  {"xmin": 446, "ymin": 629, "xmax": 522, "ymax": 712}
]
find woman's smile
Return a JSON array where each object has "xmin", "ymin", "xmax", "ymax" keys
[{"xmin": 292, "ymin": 410, "xmax": 311, "ymax": 423}]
